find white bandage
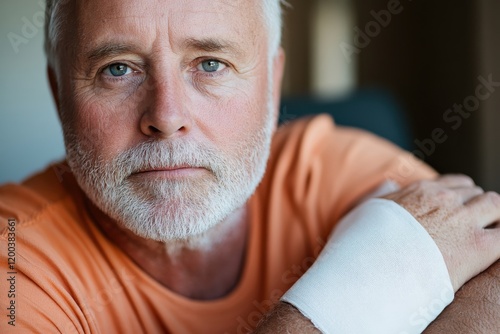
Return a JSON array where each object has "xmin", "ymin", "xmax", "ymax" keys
[{"xmin": 281, "ymin": 198, "xmax": 454, "ymax": 334}]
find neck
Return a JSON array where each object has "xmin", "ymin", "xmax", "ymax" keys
[{"xmin": 86, "ymin": 199, "xmax": 249, "ymax": 300}]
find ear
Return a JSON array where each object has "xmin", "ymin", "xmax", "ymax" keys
[
  {"xmin": 271, "ymin": 47, "xmax": 286, "ymax": 125},
  {"xmin": 47, "ymin": 65, "xmax": 61, "ymax": 117}
]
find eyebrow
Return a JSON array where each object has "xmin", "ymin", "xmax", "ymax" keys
[
  {"xmin": 182, "ymin": 37, "xmax": 243, "ymax": 57},
  {"xmin": 86, "ymin": 43, "xmax": 137, "ymax": 63}
]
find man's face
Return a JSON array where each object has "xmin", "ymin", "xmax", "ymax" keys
[{"xmin": 54, "ymin": 0, "xmax": 283, "ymax": 243}]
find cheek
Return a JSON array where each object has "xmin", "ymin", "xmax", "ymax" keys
[
  {"xmin": 196, "ymin": 76, "xmax": 270, "ymax": 151},
  {"xmin": 69, "ymin": 92, "xmax": 140, "ymax": 159}
]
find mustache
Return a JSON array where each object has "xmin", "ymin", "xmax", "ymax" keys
[
  {"xmin": 117, "ymin": 140, "xmax": 224, "ymax": 175},
  {"xmin": 71, "ymin": 138, "xmax": 227, "ymax": 181}
]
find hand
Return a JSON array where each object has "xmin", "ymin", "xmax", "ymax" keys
[{"xmin": 383, "ymin": 175, "xmax": 500, "ymax": 291}]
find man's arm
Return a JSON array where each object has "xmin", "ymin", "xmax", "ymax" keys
[
  {"xmin": 424, "ymin": 260, "xmax": 500, "ymax": 333},
  {"xmin": 255, "ymin": 260, "xmax": 500, "ymax": 334},
  {"xmin": 255, "ymin": 175, "xmax": 500, "ymax": 333},
  {"xmin": 254, "ymin": 303, "xmax": 320, "ymax": 334}
]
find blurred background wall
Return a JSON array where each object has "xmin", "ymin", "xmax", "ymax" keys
[
  {"xmin": 0, "ymin": 1, "xmax": 65, "ymax": 184},
  {"xmin": 1, "ymin": 0, "xmax": 499, "ymax": 190},
  {"xmin": 281, "ymin": 0, "xmax": 500, "ymax": 191}
]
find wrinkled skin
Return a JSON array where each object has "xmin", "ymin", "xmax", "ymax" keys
[{"xmin": 425, "ymin": 260, "xmax": 500, "ymax": 334}]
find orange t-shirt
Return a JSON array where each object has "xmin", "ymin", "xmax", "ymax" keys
[{"xmin": 0, "ymin": 115, "xmax": 435, "ymax": 334}]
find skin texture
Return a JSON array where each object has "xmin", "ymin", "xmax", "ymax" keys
[
  {"xmin": 254, "ymin": 303, "xmax": 321, "ymax": 334},
  {"xmin": 425, "ymin": 260, "xmax": 500, "ymax": 333},
  {"xmin": 383, "ymin": 175, "xmax": 500, "ymax": 292}
]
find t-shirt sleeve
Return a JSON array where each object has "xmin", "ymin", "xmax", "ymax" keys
[
  {"xmin": 270, "ymin": 114, "xmax": 437, "ymax": 237},
  {"xmin": 0, "ymin": 231, "xmax": 88, "ymax": 333},
  {"xmin": 0, "ymin": 182, "xmax": 91, "ymax": 333}
]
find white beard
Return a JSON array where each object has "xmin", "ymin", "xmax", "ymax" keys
[{"xmin": 64, "ymin": 102, "xmax": 274, "ymax": 251}]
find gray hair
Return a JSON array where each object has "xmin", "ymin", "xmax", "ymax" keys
[{"xmin": 44, "ymin": 0, "xmax": 285, "ymax": 68}]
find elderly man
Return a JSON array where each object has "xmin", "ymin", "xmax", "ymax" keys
[{"xmin": 1, "ymin": 0, "xmax": 499, "ymax": 333}]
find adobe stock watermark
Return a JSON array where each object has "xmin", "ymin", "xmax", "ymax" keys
[
  {"xmin": 60, "ymin": 268, "xmax": 136, "ymax": 334},
  {"xmin": 399, "ymin": 282, "xmax": 454, "ymax": 334},
  {"xmin": 278, "ymin": 105, "xmax": 297, "ymax": 126},
  {"xmin": 340, "ymin": 0, "xmax": 413, "ymax": 63},
  {"xmin": 5, "ymin": 219, "xmax": 17, "ymax": 327},
  {"xmin": 7, "ymin": 0, "xmax": 45, "ymax": 54},
  {"xmin": 385, "ymin": 74, "xmax": 500, "ymax": 182},
  {"xmin": 6, "ymin": 0, "xmax": 72, "ymax": 54},
  {"xmin": 225, "ymin": 237, "xmax": 326, "ymax": 334}
]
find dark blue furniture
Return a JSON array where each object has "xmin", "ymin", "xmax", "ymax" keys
[{"xmin": 280, "ymin": 89, "xmax": 413, "ymax": 150}]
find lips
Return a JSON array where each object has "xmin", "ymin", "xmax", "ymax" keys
[
  {"xmin": 129, "ymin": 164, "xmax": 211, "ymax": 180},
  {"xmin": 133, "ymin": 165, "xmax": 198, "ymax": 174}
]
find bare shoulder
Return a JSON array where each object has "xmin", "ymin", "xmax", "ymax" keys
[{"xmin": 424, "ymin": 260, "xmax": 500, "ymax": 333}]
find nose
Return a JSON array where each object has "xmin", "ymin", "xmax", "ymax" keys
[{"xmin": 139, "ymin": 76, "xmax": 193, "ymax": 139}]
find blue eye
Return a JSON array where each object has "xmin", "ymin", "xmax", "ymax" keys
[
  {"xmin": 198, "ymin": 60, "xmax": 226, "ymax": 73},
  {"xmin": 105, "ymin": 63, "xmax": 132, "ymax": 77}
]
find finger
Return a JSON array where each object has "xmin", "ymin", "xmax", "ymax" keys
[
  {"xmin": 464, "ymin": 192, "xmax": 500, "ymax": 228},
  {"xmin": 482, "ymin": 226, "xmax": 500, "ymax": 260},
  {"xmin": 457, "ymin": 186, "xmax": 484, "ymax": 204},
  {"xmin": 470, "ymin": 229, "xmax": 500, "ymax": 288},
  {"xmin": 485, "ymin": 221, "xmax": 499, "ymax": 229},
  {"xmin": 436, "ymin": 174, "xmax": 475, "ymax": 188}
]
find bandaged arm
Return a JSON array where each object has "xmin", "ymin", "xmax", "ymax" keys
[{"xmin": 281, "ymin": 198, "xmax": 454, "ymax": 334}]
